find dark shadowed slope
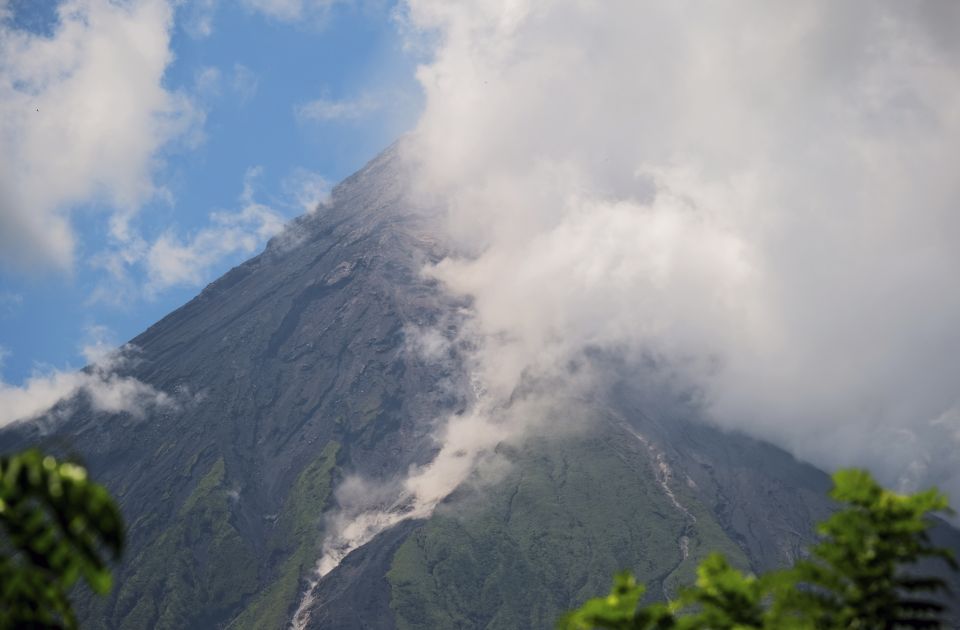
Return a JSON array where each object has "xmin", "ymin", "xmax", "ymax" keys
[{"xmin": 1, "ymin": 144, "xmax": 956, "ymax": 629}]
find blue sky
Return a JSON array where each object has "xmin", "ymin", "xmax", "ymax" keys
[
  {"xmin": 0, "ymin": 0, "xmax": 422, "ymax": 385},
  {"xmin": 3, "ymin": 0, "xmax": 960, "ymax": 502}
]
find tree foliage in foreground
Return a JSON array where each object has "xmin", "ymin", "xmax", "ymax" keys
[
  {"xmin": 561, "ymin": 469, "xmax": 957, "ymax": 630},
  {"xmin": 0, "ymin": 449, "xmax": 124, "ymax": 629}
]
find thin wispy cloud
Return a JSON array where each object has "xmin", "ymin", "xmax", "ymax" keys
[
  {"xmin": 192, "ymin": 64, "xmax": 259, "ymax": 105},
  {"xmin": 194, "ymin": 65, "xmax": 223, "ymax": 100},
  {"xmin": 241, "ymin": 0, "xmax": 340, "ymax": 23},
  {"xmin": 181, "ymin": 0, "xmax": 217, "ymax": 38},
  {"xmin": 283, "ymin": 168, "xmax": 332, "ymax": 213},
  {"xmin": 89, "ymin": 167, "xmax": 288, "ymax": 302},
  {"xmin": 144, "ymin": 166, "xmax": 286, "ymax": 294},
  {"xmin": 231, "ymin": 64, "xmax": 260, "ymax": 103},
  {"xmin": 78, "ymin": 324, "xmax": 118, "ymax": 365},
  {"xmin": 0, "ymin": 292, "xmax": 23, "ymax": 317},
  {"xmin": 295, "ymin": 94, "xmax": 381, "ymax": 122},
  {"xmin": 145, "ymin": 209, "xmax": 284, "ymax": 294}
]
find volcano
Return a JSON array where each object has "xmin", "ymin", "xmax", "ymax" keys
[{"xmin": 2, "ymin": 144, "xmax": 957, "ymax": 630}]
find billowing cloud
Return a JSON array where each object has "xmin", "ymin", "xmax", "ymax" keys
[
  {"xmin": 0, "ymin": 0, "xmax": 201, "ymax": 271},
  {"xmin": 395, "ymin": 0, "xmax": 960, "ymax": 505},
  {"xmin": 288, "ymin": 5, "xmax": 960, "ymax": 608},
  {"xmin": 0, "ymin": 344, "xmax": 172, "ymax": 428}
]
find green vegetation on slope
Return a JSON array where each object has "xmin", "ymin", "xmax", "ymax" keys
[
  {"xmin": 72, "ymin": 438, "xmax": 341, "ymax": 630},
  {"xmin": 106, "ymin": 456, "xmax": 259, "ymax": 629},
  {"xmin": 562, "ymin": 469, "xmax": 958, "ymax": 629},
  {"xmin": 388, "ymin": 428, "xmax": 747, "ymax": 630},
  {"xmin": 229, "ymin": 441, "xmax": 340, "ymax": 630}
]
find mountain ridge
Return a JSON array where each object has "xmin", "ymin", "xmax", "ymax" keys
[{"xmin": 1, "ymin": 144, "xmax": 957, "ymax": 629}]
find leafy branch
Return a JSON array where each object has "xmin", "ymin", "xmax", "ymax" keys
[{"xmin": 0, "ymin": 449, "xmax": 124, "ymax": 629}]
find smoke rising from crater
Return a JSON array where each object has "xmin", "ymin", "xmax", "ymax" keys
[
  {"xmin": 399, "ymin": 0, "xmax": 960, "ymax": 500},
  {"xmin": 296, "ymin": 5, "xmax": 960, "ymax": 615}
]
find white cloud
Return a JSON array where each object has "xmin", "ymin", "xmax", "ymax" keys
[
  {"xmin": 0, "ymin": 292, "xmax": 22, "ymax": 316},
  {"xmin": 0, "ymin": 345, "xmax": 172, "ymax": 428},
  {"xmin": 194, "ymin": 65, "xmax": 222, "ymax": 100},
  {"xmin": 283, "ymin": 168, "xmax": 332, "ymax": 213},
  {"xmin": 241, "ymin": 0, "xmax": 338, "ymax": 23},
  {"xmin": 79, "ymin": 323, "xmax": 117, "ymax": 364},
  {"xmin": 142, "ymin": 167, "xmax": 286, "ymax": 294},
  {"xmin": 231, "ymin": 63, "xmax": 259, "ymax": 103},
  {"xmin": 191, "ymin": 63, "xmax": 257, "ymax": 107},
  {"xmin": 0, "ymin": 0, "xmax": 202, "ymax": 271},
  {"xmin": 295, "ymin": 94, "xmax": 381, "ymax": 122},
  {"xmin": 392, "ymin": 0, "xmax": 960, "ymax": 507},
  {"xmin": 180, "ymin": 0, "xmax": 217, "ymax": 38},
  {"xmin": 88, "ymin": 166, "xmax": 323, "ymax": 303}
]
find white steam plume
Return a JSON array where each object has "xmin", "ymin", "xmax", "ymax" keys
[
  {"xmin": 291, "ymin": 318, "xmax": 596, "ymax": 627},
  {"xmin": 400, "ymin": 0, "xmax": 960, "ymax": 501},
  {"xmin": 294, "ymin": 3, "xmax": 960, "ymax": 620},
  {"xmin": 291, "ymin": 369, "xmax": 515, "ymax": 629}
]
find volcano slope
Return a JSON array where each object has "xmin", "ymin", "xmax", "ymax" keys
[{"xmin": 1, "ymin": 145, "xmax": 957, "ymax": 630}]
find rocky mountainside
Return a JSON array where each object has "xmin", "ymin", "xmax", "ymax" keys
[{"xmin": 1, "ymin": 145, "xmax": 957, "ymax": 629}]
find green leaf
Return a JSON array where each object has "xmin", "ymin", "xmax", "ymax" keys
[{"xmin": 0, "ymin": 448, "xmax": 125, "ymax": 627}]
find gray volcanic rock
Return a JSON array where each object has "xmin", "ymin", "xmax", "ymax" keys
[
  {"xmin": 304, "ymin": 519, "xmax": 423, "ymax": 630},
  {"xmin": 1, "ymin": 143, "xmax": 957, "ymax": 629},
  {"xmin": 1, "ymin": 143, "xmax": 466, "ymax": 629}
]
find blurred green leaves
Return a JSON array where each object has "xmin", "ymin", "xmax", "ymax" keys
[
  {"xmin": 790, "ymin": 468, "xmax": 957, "ymax": 629},
  {"xmin": 559, "ymin": 572, "xmax": 674, "ymax": 629},
  {"xmin": 0, "ymin": 449, "xmax": 123, "ymax": 628},
  {"xmin": 560, "ymin": 469, "xmax": 956, "ymax": 630}
]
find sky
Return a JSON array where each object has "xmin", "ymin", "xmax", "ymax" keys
[
  {"xmin": 3, "ymin": 0, "xmax": 960, "ymax": 520},
  {"xmin": 0, "ymin": 0, "xmax": 421, "ymax": 386}
]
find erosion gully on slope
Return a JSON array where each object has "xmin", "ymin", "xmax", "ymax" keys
[{"xmin": 621, "ymin": 422, "xmax": 697, "ymax": 585}]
